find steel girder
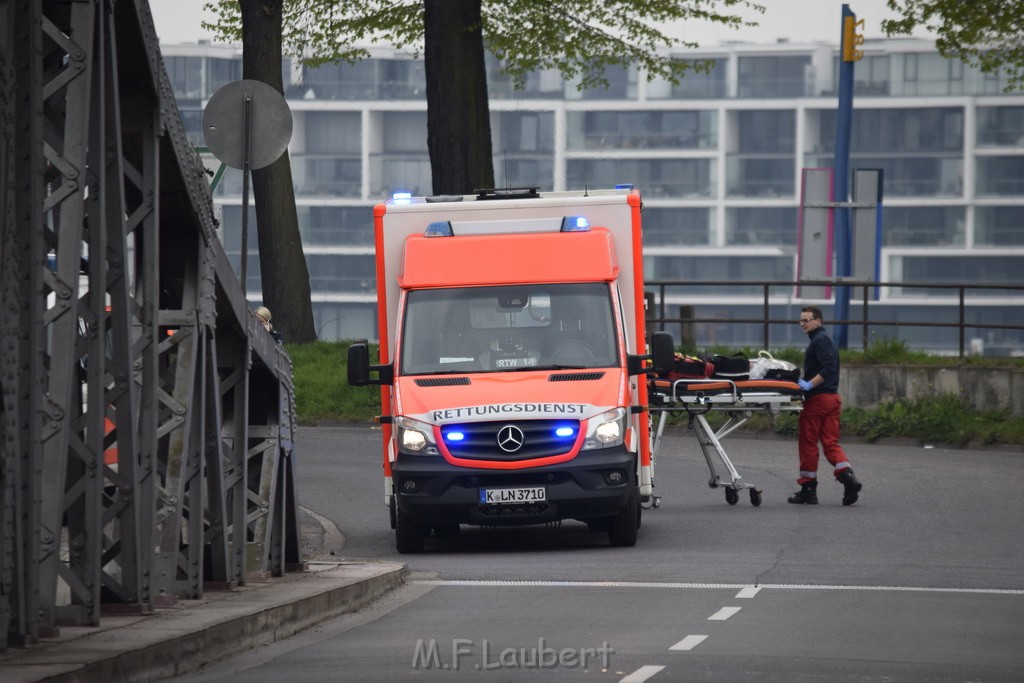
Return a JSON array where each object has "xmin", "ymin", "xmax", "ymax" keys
[{"xmin": 0, "ymin": 0, "xmax": 302, "ymax": 648}]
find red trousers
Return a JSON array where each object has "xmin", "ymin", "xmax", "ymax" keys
[{"xmin": 797, "ymin": 393, "xmax": 850, "ymax": 484}]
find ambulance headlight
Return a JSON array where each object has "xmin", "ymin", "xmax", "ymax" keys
[
  {"xmin": 582, "ymin": 408, "xmax": 627, "ymax": 450},
  {"xmin": 396, "ymin": 416, "xmax": 438, "ymax": 455}
]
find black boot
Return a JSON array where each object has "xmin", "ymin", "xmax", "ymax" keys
[
  {"xmin": 787, "ymin": 480, "xmax": 818, "ymax": 505},
  {"xmin": 836, "ymin": 468, "xmax": 862, "ymax": 506}
]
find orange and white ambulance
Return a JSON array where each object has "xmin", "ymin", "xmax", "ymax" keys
[{"xmin": 348, "ymin": 187, "xmax": 673, "ymax": 553}]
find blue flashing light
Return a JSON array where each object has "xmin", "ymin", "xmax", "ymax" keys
[
  {"xmin": 554, "ymin": 425, "xmax": 576, "ymax": 439},
  {"xmin": 560, "ymin": 215, "xmax": 590, "ymax": 232},
  {"xmin": 425, "ymin": 221, "xmax": 454, "ymax": 237},
  {"xmin": 392, "ymin": 191, "xmax": 413, "ymax": 205},
  {"xmin": 445, "ymin": 431, "xmax": 465, "ymax": 442},
  {"xmin": 615, "ymin": 183, "xmax": 634, "ymax": 190}
]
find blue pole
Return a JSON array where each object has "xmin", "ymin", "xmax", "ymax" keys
[{"xmin": 833, "ymin": 4, "xmax": 856, "ymax": 348}]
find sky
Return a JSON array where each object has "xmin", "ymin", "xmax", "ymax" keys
[{"xmin": 149, "ymin": 0, "xmax": 932, "ymax": 48}]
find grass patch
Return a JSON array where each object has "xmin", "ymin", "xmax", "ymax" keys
[{"xmin": 286, "ymin": 340, "xmax": 380, "ymax": 423}]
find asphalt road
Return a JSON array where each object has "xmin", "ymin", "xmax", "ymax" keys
[{"xmin": 174, "ymin": 424, "xmax": 1024, "ymax": 682}]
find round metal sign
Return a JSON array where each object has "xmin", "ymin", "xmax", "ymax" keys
[{"xmin": 202, "ymin": 79, "xmax": 293, "ymax": 170}]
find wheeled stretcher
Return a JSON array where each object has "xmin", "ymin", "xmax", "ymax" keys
[{"xmin": 647, "ymin": 378, "xmax": 804, "ymax": 507}]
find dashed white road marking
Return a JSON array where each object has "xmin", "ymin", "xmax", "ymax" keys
[
  {"xmin": 669, "ymin": 635, "xmax": 709, "ymax": 651},
  {"xmin": 736, "ymin": 585, "xmax": 762, "ymax": 598},
  {"xmin": 410, "ymin": 579, "xmax": 1024, "ymax": 595},
  {"xmin": 708, "ymin": 606, "xmax": 742, "ymax": 620},
  {"xmin": 619, "ymin": 665, "xmax": 666, "ymax": 683}
]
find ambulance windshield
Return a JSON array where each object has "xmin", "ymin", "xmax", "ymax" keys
[{"xmin": 400, "ymin": 283, "xmax": 619, "ymax": 375}]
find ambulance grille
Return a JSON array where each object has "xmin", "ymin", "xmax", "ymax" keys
[
  {"xmin": 414, "ymin": 377, "xmax": 471, "ymax": 386},
  {"xmin": 548, "ymin": 372, "xmax": 604, "ymax": 382},
  {"xmin": 442, "ymin": 420, "xmax": 580, "ymax": 461}
]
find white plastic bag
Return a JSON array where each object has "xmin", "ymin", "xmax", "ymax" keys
[{"xmin": 748, "ymin": 350, "xmax": 798, "ymax": 380}]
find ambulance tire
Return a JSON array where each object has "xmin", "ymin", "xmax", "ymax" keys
[
  {"xmin": 608, "ymin": 484, "xmax": 640, "ymax": 547},
  {"xmin": 395, "ymin": 509, "xmax": 426, "ymax": 553}
]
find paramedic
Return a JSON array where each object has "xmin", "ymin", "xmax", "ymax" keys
[
  {"xmin": 255, "ymin": 306, "xmax": 284, "ymax": 344},
  {"xmin": 789, "ymin": 306, "xmax": 862, "ymax": 506}
]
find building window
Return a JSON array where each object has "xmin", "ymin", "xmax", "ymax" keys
[
  {"xmin": 492, "ymin": 112, "xmax": 554, "ymax": 153},
  {"xmin": 976, "ymin": 156, "xmax": 1024, "ymax": 196},
  {"xmin": 975, "ymin": 206, "xmax": 1024, "ymax": 246},
  {"xmin": 165, "ymin": 56, "xmax": 203, "ymax": 99},
  {"xmin": 566, "ymin": 110, "xmax": 716, "ymax": 150},
  {"xmin": 644, "ymin": 255, "xmax": 794, "ymax": 291},
  {"xmin": 894, "ymin": 255, "xmax": 1023, "ymax": 289},
  {"xmin": 854, "ymin": 55, "xmax": 890, "ymax": 96},
  {"xmin": 977, "ymin": 106, "xmax": 1024, "ymax": 147},
  {"xmin": 737, "ymin": 55, "xmax": 811, "ymax": 98},
  {"xmin": 306, "ymin": 254, "xmax": 377, "ymax": 293},
  {"xmin": 642, "ymin": 208, "xmax": 714, "ymax": 246},
  {"xmin": 567, "ymin": 159, "xmax": 714, "ymax": 198},
  {"xmin": 883, "ymin": 206, "xmax": 965, "ymax": 246},
  {"xmin": 297, "ymin": 206, "xmax": 375, "ymax": 245},
  {"xmin": 573, "ymin": 64, "xmax": 638, "ymax": 100},
  {"xmin": 298, "ymin": 59, "xmax": 380, "ymax": 100},
  {"xmin": 381, "ymin": 112, "xmax": 428, "ymax": 153},
  {"xmin": 736, "ymin": 110, "xmax": 795, "ymax": 153},
  {"xmin": 726, "ymin": 208, "xmax": 798, "ymax": 246}
]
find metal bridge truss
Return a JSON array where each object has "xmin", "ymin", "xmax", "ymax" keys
[{"xmin": 1, "ymin": 0, "xmax": 302, "ymax": 648}]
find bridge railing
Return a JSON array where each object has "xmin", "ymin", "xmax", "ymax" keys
[{"xmin": 1, "ymin": 0, "xmax": 301, "ymax": 648}]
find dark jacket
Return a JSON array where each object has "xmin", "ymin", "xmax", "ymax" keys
[{"xmin": 803, "ymin": 326, "xmax": 840, "ymax": 396}]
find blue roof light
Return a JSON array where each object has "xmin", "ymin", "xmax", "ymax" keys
[
  {"xmin": 425, "ymin": 221, "xmax": 454, "ymax": 237},
  {"xmin": 392, "ymin": 191, "xmax": 413, "ymax": 205},
  {"xmin": 615, "ymin": 183, "xmax": 634, "ymax": 190},
  {"xmin": 560, "ymin": 215, "xmax": 590, "ymax": 232}
]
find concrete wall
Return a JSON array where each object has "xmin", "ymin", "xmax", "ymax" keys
[{"xmin": 841, "ymin": 366, "xmax": 1024, "ymax": 416}]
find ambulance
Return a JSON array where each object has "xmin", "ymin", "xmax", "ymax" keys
[{"xmin": 348, "ymin": 187, "xmax": 674, "ymax": 553}]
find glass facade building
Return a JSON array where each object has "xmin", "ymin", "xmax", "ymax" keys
[{"xmin": 163, "ymin": 38, "xmax": 1024, "ymax": 354}]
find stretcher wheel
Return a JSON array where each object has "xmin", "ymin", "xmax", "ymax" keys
[
  {"xmin": 750, "ymin": 489, "xmax": 762, "ymax": 507},
  {"xmin": 725, "ymin": 487, "xmax": 739, "ymax": 505}
]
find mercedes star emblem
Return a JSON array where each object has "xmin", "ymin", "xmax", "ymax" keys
[{"xmin": 496, "ymin": 425, "xmax": 525, "ymax": 452}]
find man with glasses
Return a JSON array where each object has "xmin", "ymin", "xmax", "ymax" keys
[{"xmin": 789, "ymin": 306, "xmax": 863, "ymax": 506}]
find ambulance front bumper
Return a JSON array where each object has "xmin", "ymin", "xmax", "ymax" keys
[{"xmin": 391, "ymin": 447, "xmax": 635, "ymax": 526}]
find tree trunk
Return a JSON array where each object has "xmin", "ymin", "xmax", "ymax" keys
[
  {"xmin": 424, "ymin": 0, "xmax": 495, "ymax": 195},
  {"xmin": 240, "ymin": 0, "xmax": 316, "ymax": 343}
]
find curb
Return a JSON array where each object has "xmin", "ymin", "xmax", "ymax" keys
[{"xmin": 0, "ymin": 560, "xmax": 406, "ymax": 683}]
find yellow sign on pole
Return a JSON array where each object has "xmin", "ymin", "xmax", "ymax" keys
[{"xmin": 842, "ymin": 15, "xmax": 865, "ymax": 62}]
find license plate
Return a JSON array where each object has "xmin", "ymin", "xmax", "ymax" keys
[{"xmin": 479, "ymin": 486, "xmax": 546, "ymax": 504}]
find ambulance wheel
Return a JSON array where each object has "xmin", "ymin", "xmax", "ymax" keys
[
  {"xmin": 608, "ymin": 484, "xmax": 640, "ymax": 547},
  {"xmin": 750, "ymin": 489, "xmax": 763, "ymax": 507},
  {"xmin": 725, "ymin": 487, "xmax": 739, "ymax": 505},
  {"xmin": 395, "ymin": 510, "xmax": 426, "ymax": 554}
]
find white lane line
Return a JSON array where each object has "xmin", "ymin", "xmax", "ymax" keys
[
  {"xmin": 708, "ymin": 606, "xmax": 742, "ymax": 621},
  {"xmin": 620, "ymin": 665, "xmax": 666, "ymax": 683},
  {"xmin": 669, "ymin": 635, "xmax": 709, "ymax": 651},
  {"xmin": 736, "ymin": 585, "xmax": 762, "ymax": 598},
  {"xmin": 410, "ymin": 579, "xmax": 1024, "ymax": 595}
]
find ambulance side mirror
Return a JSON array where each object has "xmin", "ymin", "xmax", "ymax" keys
[
  {"xmin": 649, "ymin": 332, "xmax": 675, "ymax": 375},
  {"xmin": 347, "ymin": 341, "xmax": 393, "ymax": 386},
  {"xmin": 626, "ymin": 331, "xmax": 674, "ymax": 376}
]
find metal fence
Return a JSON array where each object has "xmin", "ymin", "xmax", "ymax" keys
[
  {"xmin": 1, "ymin": 0, "xmax": 301, "ymax": 648},
  {"xmin": 646, "ymin": 279, "xmax": 1024, "ymax": 357}
]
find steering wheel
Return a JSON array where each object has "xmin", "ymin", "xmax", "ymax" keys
[{"xmin": 550, "ymin": 339, "xmax": 596, "ymax": 364}]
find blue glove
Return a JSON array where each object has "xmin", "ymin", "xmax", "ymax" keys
[{"xmin": 798, "ymin": 379, "xmax": 812, "ymax": 391}]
